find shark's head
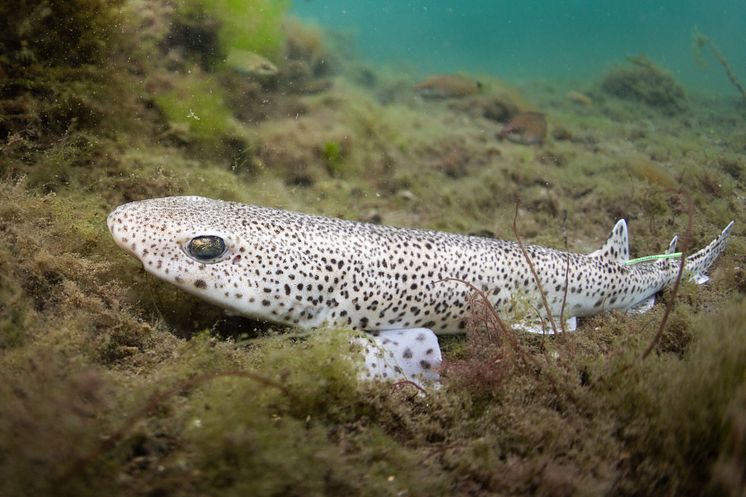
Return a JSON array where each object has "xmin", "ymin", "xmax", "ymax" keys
[{"xmin": 107, "ymin": 196, "xmax": 263, "ymax": 315}]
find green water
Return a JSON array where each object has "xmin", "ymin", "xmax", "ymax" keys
[{"xmin": 293, "ymin": 0, "xmax": 746, "ymax": 96}]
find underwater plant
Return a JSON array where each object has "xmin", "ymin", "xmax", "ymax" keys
[
  {"xmin": 322, "ymin": 140, "xmax": 344, "ymax": 175},
  {"xmin": 0, "ymin": 0, "xmax": 125, "ymax": 68},
  {"xmin": 152, "ymin": 73, "xmax": 236, "ymax": 148},
  {"xmin": 178, "ymin": 0, "xmax": 291, "ymax": 62},
  {"xmin": 693, "ymin": 28, "xmax": 746, "ymax": 104},
  {"xmin": 284, "ymin": 16, "xmax": 335, "ymax": 77},
  {"xmin": 601, "ymin": 55, "xmax": 687, "ymax": 114}
]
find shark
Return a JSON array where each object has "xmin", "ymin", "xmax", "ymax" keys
[{"xmin": 107, "ymin": 196, "xmax": 734, "ymax": 384}]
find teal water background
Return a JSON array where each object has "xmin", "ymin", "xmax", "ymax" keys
[{"xmin": 292, "ymin": 0, "xmax": 746, "ymax": 96}]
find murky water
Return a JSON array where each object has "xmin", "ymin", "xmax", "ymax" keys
[{"xmin": 293, "ymin": 0, "xmax": 746, "ymax": 95}]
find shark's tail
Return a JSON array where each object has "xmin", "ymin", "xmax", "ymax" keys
[{"xmin": 685, "ymin": 221, "xmax": 735, "ymax": 284}]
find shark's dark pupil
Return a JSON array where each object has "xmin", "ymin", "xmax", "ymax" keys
[{"xmin": 188, "ymin": 236, "xmax": 226, "ymax": 261}]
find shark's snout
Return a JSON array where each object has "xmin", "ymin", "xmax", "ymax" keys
[
  {"xmin": 106, "ymin": 209, "xmax": 117, "ymax": 235},
  {"xmin": 107, "ymin": 202, "xmax": 143, "ymax": 258}
]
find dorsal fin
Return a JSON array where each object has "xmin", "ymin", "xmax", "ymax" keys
[
  {"xmin": 666, "ymin": 234, "xmax": 678, "ymax": 254},
  {"xmin": 588, "ymin": 219, "xmax": 629, "ymax": 262}
]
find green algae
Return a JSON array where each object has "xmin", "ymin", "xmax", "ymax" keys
[
  {"xmin": 0, "ymin": 1, "xmax": 745, "ymax": 496},
  {"xmin": 179, "ymin": 0, "xmax": 290, "ymax": 62},
  {"xmin": 600, "ymin": 55, "xmax": 688, "ymax": 114},
  {"xmin": 0, "ymin": 0, "xmax": 125, "ymax": 68},
  {"xmin": 153, "ymin": 73, "xmax": 235, "ymax": 146},
  {"xmin": 322, "ymin": 140, "xmax": 345, "ymax": 175},
  {"xmin": 595, "ymin": 299, "xmax": 746, "ymax": 495}
]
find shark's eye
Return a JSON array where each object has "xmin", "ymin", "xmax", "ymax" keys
[{"xmin": 187, "ymin": 236, "xmax": 226, "ymax": 261}]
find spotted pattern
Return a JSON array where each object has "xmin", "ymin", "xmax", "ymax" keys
[
  {"xmin": 355, "ymin": 328, "xmax": 442, "ymax": 384},
  {"xmin": 107, "ymin": 196, "xmax": 734, "ymax": 333}
]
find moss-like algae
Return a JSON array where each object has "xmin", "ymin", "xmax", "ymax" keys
[
  {"xmin": 601, "ymin": 55, "xmax": 688, "ymax": 114},
  {"xmin": 0, "ymin": 0, "xmax": 125, "ymax": 68},
  {"xmin": 153, "ymin": 73, "xmax": 235, "ymax": 144},
  {"xmin": 178, "ymin": 0, "xmax": 290, "ymax": 62}
]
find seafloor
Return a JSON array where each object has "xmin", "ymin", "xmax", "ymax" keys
[{"xmin": 1, "ymin": 1, "xmax": 745, "ymax": 496}]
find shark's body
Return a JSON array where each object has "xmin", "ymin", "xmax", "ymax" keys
[{"xmin": 108, "ymin": 196, "xmax": 734, "ymax": 383}]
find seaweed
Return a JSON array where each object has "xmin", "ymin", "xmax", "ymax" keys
[
  {"xmin": 153, "ymin": 73, "xmax": 234, "ymax": 144},
  {"xmin": 284, "ymin": 16, "xmax": 336, "ymax": 77},
  {"xmin": 176, "ymin": 0, "xmax": 291, "ymax": 64},
  {"xmin": 693, "ymin": 28, "xmax": 746, "ymax": 104},
  {"xmin": 0, "ymin": 0, "xmax": 125, "ymax": 69},
  {"xmin": 601, "ymin": 55, "xmax": 687, "ymax": 114},
  {"xmin": 322, "ymin": 140, "xmax": 345, "ymax": 175}
]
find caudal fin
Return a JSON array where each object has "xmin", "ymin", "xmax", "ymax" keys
[{"xmin": 686, "ymin": 221, "xmax": 735, "ymax": 283}]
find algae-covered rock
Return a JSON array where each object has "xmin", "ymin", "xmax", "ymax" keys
[
  {"xmin": 254, "ymin": 114, "xmax": 354, "ymax": 185},
  {"xmin": 176, "ymin": 0, "xmax": 290, "ymax": 64},
  {"xmin": 153, "ymin": 73, "xmax": 234, "ymax": 143},
  {"xmin": 0, "ymin": 0, "xmax": 125, "ymax": 68},
  {"xmin": 498, "ymin": 111, "xmax": 548, "ymax": 145},
  {"xmin": 601, "ymin": 55, "xmax": 687, "ymax": 113},
  {"xmin": 0, "ymin": 0, "xmax": 131, "ymax": 142},
  {"xmin": 414, "ymin": 74, "xmax": 483, "ymax": 99},
  {"xmin": 283, "ymin": 16, "xmax": 336, "ymax": 78}
]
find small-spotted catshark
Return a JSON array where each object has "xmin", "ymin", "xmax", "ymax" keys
[{"xmin": 108, "ymin": 196, "xmax": 734, "ymax": 383}]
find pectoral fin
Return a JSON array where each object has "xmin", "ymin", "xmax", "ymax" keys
[{"xmin": 353, "ymin": 328, "xmax": 442, "ymax": 386}]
